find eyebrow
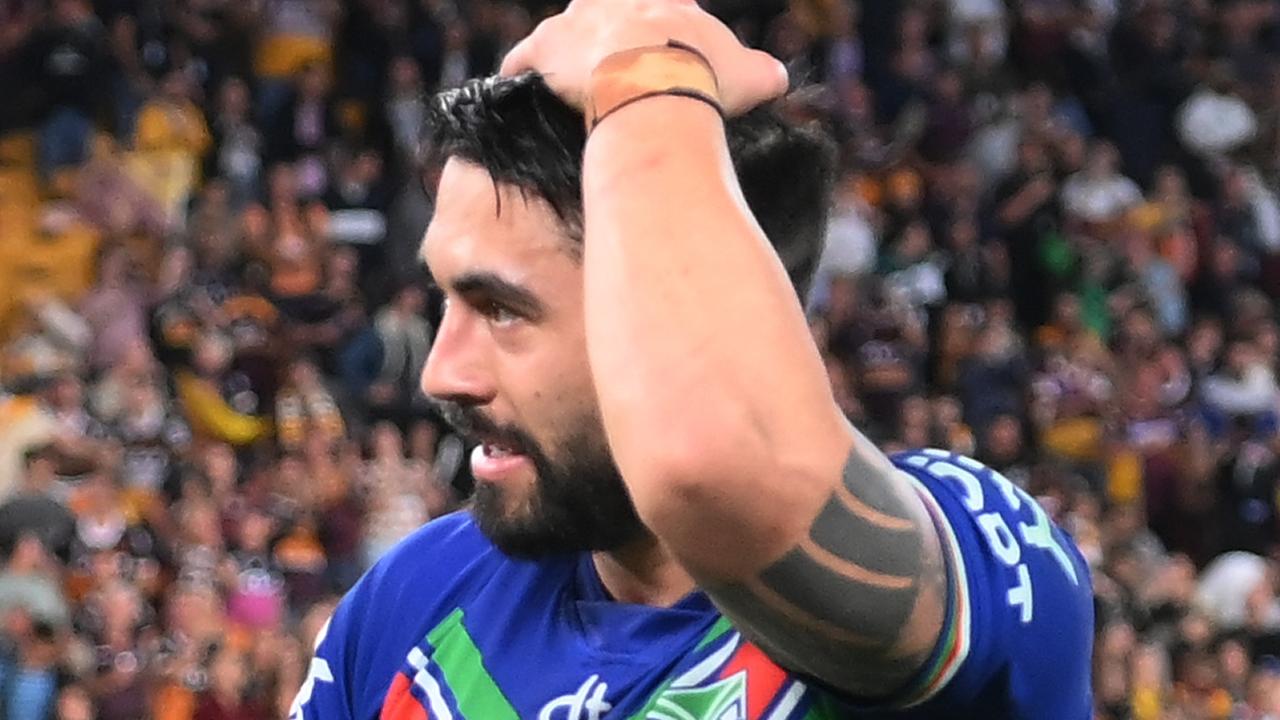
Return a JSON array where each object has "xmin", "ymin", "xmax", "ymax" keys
[{"xmin": 450, "ymin": 271, "xmax": 546, "ymax": 320}]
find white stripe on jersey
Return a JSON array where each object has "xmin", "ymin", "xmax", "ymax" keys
[
  {"xmin": 407, "ymin": 647, "xmax": 455, "ymax": 719},
  {"xmin": 764, "ymin": 681, "xmax": 806, "ymax": 720},
  {"xmin": 669, "ymin": 631, "xmax": 742, "ymax": 689}
]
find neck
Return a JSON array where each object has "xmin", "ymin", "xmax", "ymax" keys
[{"xmin": 592, "ymin": 534, "xmax": 696, "ymax": 607}]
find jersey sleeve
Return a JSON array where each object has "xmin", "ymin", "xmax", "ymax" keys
[
  {"xmin": 287, "ymin": 531, "xmax": 432, "ymax": 720},
  {"xmin": 288, "ymin": 578, "xmax": 364, "ymax": 719},
  {"xmin": 890, "ymin": 448, "xmax": 1095, "ymax": 718},
  {"xmin": 287, "ymin": 512, "xmax": 493, "ymax": 720}
]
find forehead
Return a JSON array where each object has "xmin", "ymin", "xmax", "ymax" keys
[{"xmin": 422, "ymin": 159, "xmax": 577, "ymax": 283}]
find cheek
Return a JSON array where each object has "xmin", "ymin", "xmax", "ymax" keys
[
  {"xmin": 499, "ymin": 330, "xmax": 595, "ymax": 415},
  {"xmin": 513, "ymin": 384, "xmax": 605, "ymax": 472}
]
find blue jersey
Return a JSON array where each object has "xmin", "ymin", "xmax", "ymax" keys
[{"xmin": 291, "ymin": 449, "xmax": 1093, "ymax": 719}]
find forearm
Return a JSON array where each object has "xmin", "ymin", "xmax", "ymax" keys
[
  {"xmin": 582, "ymin": 98, "xmax": 848, "ymax": 569},
  {"xmin": 704, "ymin": 431, "xmax": 947, "ymax": 698},
  {"xmin": 502, "ymin": 3, "xmax": 950, "ymax": 692},
  {"xmin": 582, "ymin": 96, "xmax": 947, "ymax": 696}
]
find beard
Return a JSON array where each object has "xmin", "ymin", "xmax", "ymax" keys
[{"xmin": 435, "ymin": 401, "xmax": 647, "ymax": 558}]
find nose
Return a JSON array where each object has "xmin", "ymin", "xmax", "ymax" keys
[{"xmin": 420, "ymin": 305, "xmax": 496, "ymax": 405}]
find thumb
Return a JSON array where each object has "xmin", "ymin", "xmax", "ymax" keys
[
  {"xmin": 752, "ymin": 50, "xmax": 790, "ymax": 99},
  {"xmin": 730, "ymin": 50, "xmax": 789, "ymax": 110}
]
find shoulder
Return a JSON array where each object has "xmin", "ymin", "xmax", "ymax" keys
[
  {"xmin": 357, "ymin": 511, "xmax": 500, "ymax": 601},
  {"xmin": 327, "ymin": 512, "xmax": 500, "ymax": 639},
  {"xmin": 889, "ymin": 448, "xmax": 1026, "ymax": 521},
  {"xmin": 308, "ymin": 512, "xmax": 509, "ymax": 715},
  {"xmin": 391, "ymin": 511, "xmax": 492, "ymax": 559},
  {"xmin": 373, "ymin": 312, "xmax": 401, "ymax": 333},
  {"xmin": 886, "ymin": 449, "xmax": 1095, "ymax": 715}
]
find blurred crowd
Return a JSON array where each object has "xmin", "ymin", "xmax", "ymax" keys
[{"xmin": 4, "ymin": 0, "xmax": 1280, "ymax": 718}]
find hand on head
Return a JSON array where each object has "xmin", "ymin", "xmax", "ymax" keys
[{"xmin": 499, "ymin": 0, "xmax": 788, "ymax": 116}]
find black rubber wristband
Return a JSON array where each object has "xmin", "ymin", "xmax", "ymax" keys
[{"xmin": 590, "ymin": 88, "xmax": 726, "ymax": 134}]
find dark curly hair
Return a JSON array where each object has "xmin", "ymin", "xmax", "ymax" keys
[{"xmin": 422, "ymin": 72, "xmax": 836, "ymax": 300}]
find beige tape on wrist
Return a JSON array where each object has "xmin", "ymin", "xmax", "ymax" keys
[{"xmin": 586, "ymin": 40, "xmax": 725, "ymax": 133}]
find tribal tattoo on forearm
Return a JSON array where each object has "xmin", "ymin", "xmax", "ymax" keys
[{"xmin": 703, "ymin": 433, "xmax": 948, "ymax": 699}]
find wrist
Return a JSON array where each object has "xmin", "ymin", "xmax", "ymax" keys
[
  {"xmin": 585, "ymin": 40, "xmax": 724, "ymax": 133},
  {"xmin": 583, "ymin": 92, "xmax": 729, "ymax": 191}
]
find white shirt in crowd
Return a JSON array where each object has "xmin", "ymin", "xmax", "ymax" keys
[
  {"xmin": 1060, "ymin": 171, "xmax": 1143, "ymax": 224},
  {"xmin": 1177, "ymin": 87, "xmax": 1258, "ymax": 158},
  {"xmin": 1201, "ymin": 362, "xmax": 1280, "ymax": 417},
  {"xmin": 806, "ymin": 198, "xmax": 877, "ymax": 311}
]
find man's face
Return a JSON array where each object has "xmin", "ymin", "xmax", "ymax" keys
[
  {"xmin": 420, "ymin": 159, "xmax": 644, "ymax": 558},
  {"xmin": 49, "ymin": 376, "xmax": 81, "ymax": 410}
]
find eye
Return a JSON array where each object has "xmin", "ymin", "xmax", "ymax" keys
[{"xmin": 479, "ymin": 302, "xmax": 521, "ymax": 327}]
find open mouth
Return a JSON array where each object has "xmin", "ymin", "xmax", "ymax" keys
[
  {"xmin": 480, "ymin": 440, "xmax": 523, "ymax": 458},
  {"xmin": 470, "ymin": 437, "xmax": 532, "ymax": 481}
]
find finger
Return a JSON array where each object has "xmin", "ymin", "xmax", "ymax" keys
[
  {"xmin": 751, "ymin": 49, "xmax": 790, "ymax": 100},
  {"xmin": 499, "ymin": 33, "xmax": 538, "ymax": 76},
  {"xmin": 728, "ymin": 50, "xmax": 789, "ymax": 112}
]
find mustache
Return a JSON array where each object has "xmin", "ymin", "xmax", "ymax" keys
[{"xmin": 432, "ymin": 399, "xmax": 528, "ymax": 450}]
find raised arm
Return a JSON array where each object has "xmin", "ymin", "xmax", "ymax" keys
[{"xmin": 503, "ymin": 0, "xmax": 949, "ymax": 699}]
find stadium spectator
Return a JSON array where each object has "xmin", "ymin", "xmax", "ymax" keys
[
  {"xmin": 0, "ymin": 533, "xmax": 68, "ymax": 633},
  {"xmin": 28, "ymin": 0, "xmax": 108, "ymax": 184},
  {"xmin": 206, "ymin": 77, "xmax": 263, "ymax": 209},
  {"xmin": 368, "ymin": 281, "xmax": 432, "ymax": 427},
  {"xmin": 1177, "ymin": 62, "xmax": 1259, "ymax": 162},
  {"xmin": 0, "ymin": 617, "xmax": 62, "ymax": 720},
  {"xmin": 0, "ymin": 446, "xmax": 75, "ymax": 562}
]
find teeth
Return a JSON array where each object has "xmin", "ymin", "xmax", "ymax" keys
[{"xmin": 485, "ymin": 444, "xmax": 511, "ymax": 458}]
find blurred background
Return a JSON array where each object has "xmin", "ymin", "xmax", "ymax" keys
[{"xmin": 3, "ymin": 0, "xmax": 1280, "ymax": 718}]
